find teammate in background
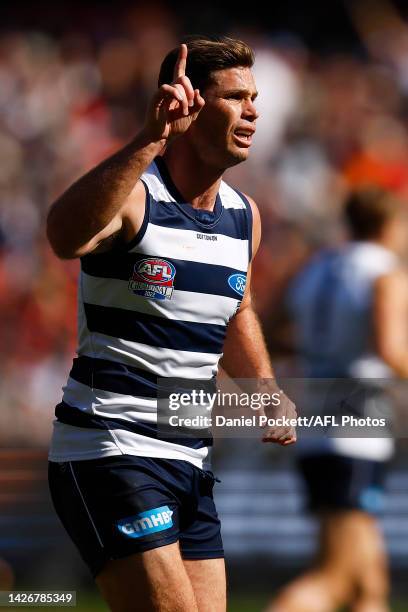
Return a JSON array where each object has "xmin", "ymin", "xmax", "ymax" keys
[
  {"xmin": 46, "ymin": 36, "xmax": 296, "ymax": 612},
  {"xmin": 267, "ymin": 187, "xmax": 408, "ymax": 612}
]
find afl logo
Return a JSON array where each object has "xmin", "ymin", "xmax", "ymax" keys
[
  {"xmin": 129, "ymin": 258, "xmax": 176, "ymax": 301},
  {"xmin": 228, "ymin": 273, "xmax": 246, "ymax": 297},
  {"xmin": 136, "ymin": 259, "xmax": 176, "ymax": 284}
]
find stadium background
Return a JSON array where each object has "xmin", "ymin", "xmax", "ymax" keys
[{"xmin": 2, "ymin": 0, "xmax": 408, "ymax": 609}]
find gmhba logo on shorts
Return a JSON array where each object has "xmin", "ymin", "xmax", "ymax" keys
[{"xmin": 117, "ymin": 505, "xmax": 174, "ymax": 538}]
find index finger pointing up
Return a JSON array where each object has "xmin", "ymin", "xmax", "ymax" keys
[{"xmin": 173, "ymin": 43, "xmax": 187, "ymax": 80}]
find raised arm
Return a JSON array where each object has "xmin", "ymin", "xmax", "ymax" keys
[{"xmin": 47, "ymin": 44, "xmax": 205, "ymax": 259}]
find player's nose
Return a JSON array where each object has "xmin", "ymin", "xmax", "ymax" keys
[{"xmin": 242, "ymin": 99, "xmax": 259, "ymax": 122}]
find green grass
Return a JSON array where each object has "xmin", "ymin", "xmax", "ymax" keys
[
  {"xmin": 74, "ymin": 591, "xmax": 109, "ymax": 611},
  {"xmin": 227, "ymin": 598, "xmax": 408, "ymax": 611},
  {"xmin": 229, "ymin": 595, "xmax": 268, "ymax": 611},
  {"xmin": 229, "ymin": 596, "xmax": 408, "ymax": 611},
  {"xmin": 26, "ymin": 591, "xmax": 408, "ymax": 611}
]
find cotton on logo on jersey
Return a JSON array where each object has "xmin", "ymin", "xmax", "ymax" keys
[
  {"xmin": 129, "ymin": 258, "xmax": 176, "ymax": 301},
  {"xmin": 117, "ymin": 505, "xmax": 174, "ymax": 539}
]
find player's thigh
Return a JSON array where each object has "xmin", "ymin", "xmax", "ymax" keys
[
  {"xmin": 96, "ymin": 542, "xmax": 198, "ymax": 612},
  {"xmin": 183, "ymin": 558, "xmax": 226, "ymax": 612},
  {"xmin": 178, "ymin": 468, "xmax": 225, "ymax": 611}
]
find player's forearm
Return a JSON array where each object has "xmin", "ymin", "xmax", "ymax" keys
[
  {"xmin": 47, "ymin": 130, "xmax": 164, "ymax": 257},
  {"xmin": 220, "ymin": 304, "xmax": 274, "ymax": 379}
]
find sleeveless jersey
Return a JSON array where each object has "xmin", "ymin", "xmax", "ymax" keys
[
  {"xmin": 288, "ymin": 242, "xmax": 398, "ymax": 461},
  {"xmin": 49, "ymin": 157, "xmax": 252, "ymax": 469}
]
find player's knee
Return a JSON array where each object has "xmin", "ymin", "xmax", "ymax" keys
[
  {"xmin": 357, "ymin": 562, "xmax": 389, "ymax": 601},
  {"xmin": 96, "ymin": 548, "xmax": 198, "ymax": 612},
  {"xmin": 352, "ymin": 543, "xmax": 389, "ymax": 602}
]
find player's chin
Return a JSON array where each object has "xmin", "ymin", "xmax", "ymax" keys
[{"xmin": 227, "ymin": 145, "xmax": 250, "ymax": 166}]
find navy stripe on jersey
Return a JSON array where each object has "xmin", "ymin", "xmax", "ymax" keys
[
  {"xmin": 81, "ymin": 253, "xmax": 245, "ymax": 300},
  {"xmin": 55, "ymin": 401, "xmax": 212, "ymax": 450},
  {"xmin": 68, "ymin": 355, "xmax": 217, "ymax": 401},
  {"xmin": 70, "ymin": 355, "xmax": 158, "ymax": 397},
  {"xmin": 83, "ymin": 303, "xmax": 226, "ymax": 354},
  {"xmin": 146, "ymin": 196, "xmax": 249, "ymax": 240},
  {"xmin": 154, "ymin": 156, "xmax": 222, "ymax": 227}
]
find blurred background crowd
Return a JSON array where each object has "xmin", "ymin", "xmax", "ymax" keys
[
  {"xmin": 3, "ymin": 0, "xmax": 408, "ymax": 608},
  {"xmin": 5, "ymin": 0, "xmax": 408, "ymax": 443},
  {"xmin": 2, "ymin": 0, "xmax": 408, "ymax": 442}
]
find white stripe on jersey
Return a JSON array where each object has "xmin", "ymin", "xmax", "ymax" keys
[
  {"xmin": 141, "ymin": 168, "xmax": 174, "ymax": 203},
  {"xmin": 218, "ymin": 181, "xmax": 250, "ymax": 209},
  {"xmin": 81, "ymin": 273, "xmax": 237, "ymax": 326},
  {"xmin": 132, "ymin": 223, "xmax": 248, "ymax": 271},
  {"xmin": 78, "ymin": 331, "xmax": 221, "ymax": 379},
  {"xmin": 63, "ymin": 377, "xmax": 157, "ymax": 420},
  {"xmin": 49, "ymin": 421, "xmax": 208, "ymax": 468}
]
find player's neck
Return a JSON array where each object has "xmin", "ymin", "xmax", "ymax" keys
[{"xmin": 162, "ymin": 141, "xmax": 223, "ymax": 210}]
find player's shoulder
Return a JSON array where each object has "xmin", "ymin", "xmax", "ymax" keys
[
  {"xmin": 240, "ymin": 191, "xmax": 260, "ymax": 226},
  {"xmin": 219, "ymin": 179, "xmax": 253, "ymax": 211},
  {"xmin": 220, "ymin": 181, "xmax": 260, "ymax": 227},
  {"xmin": 224, "ymin": 186, "xmax": 261, "ymax": 258},
  {"xmin": 230, "ymin": 187, "xmax": 260, "ymax": 232},
  {"xmin": 139, "ymin": 158, "xmax": 170, "ymax": 202}
]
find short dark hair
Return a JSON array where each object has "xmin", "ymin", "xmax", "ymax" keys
[
  {"xmin": 344, "ymin": 187, "xmax": 403, "ymax": 240},
  {"xmin": 158, "ymin": 35, "xmax": 255, "ymax": 93}
]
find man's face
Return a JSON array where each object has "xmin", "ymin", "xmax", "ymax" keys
[{"xmin": 188, "ymin": 66, "xmax": 259, "ymax": 169}]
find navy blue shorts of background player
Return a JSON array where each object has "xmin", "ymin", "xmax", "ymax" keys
[
  {"xmin": 48, "ymin": 455, "xmax": 223, "ymax": 577},
  {"xmin": 297, "ymin": 453, "xmax": 387, "ymax": 514}
]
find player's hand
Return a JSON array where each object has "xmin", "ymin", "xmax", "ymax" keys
[
  {"xmin": 258, "ymin": 380, "xmax": 297, "ymax": 446},
  {"xmin": 143, "ymin": 44, "xmax": 205, "ymax": 143}
]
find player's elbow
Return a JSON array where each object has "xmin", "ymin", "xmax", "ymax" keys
[
  {"xmin": 46, "ymin": 207, "xmax": 76, "ymax": 259},
  {"xmin": 376, "ymin": 340, "xmax": 407, "ymax": 376}
]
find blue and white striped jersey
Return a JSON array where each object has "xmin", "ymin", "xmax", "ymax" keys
[
  {"xmin": 49, "ymin": 156, "xmax": 252, "ymax": 468},
  {"xmin": 288, "ymin": 242, "xmax": 397, "ymax": 379},
  {"xmin": 288, "ymin": 242, "xmax": 397, "ymax": 461}
]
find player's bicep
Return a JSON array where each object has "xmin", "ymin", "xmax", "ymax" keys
[
  {"xmin": 51, "ymin": 180, "xmax": 146, "ymax": 259},
  {"xmin": 74, "ymin": 215, "xmax": 124, "ymax": 257}
]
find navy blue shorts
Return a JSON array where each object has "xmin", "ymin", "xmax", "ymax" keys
[
  {"xmin": 48, "ymin": 455, "xmax": 224, "ymax": 578},
  {"xmin": 298, "ymin": 453, "xmax": 387, "ymax": 514}
]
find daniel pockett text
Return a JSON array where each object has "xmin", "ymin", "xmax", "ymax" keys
[
  {"xmin": 156, "ymin": 378, "xmax": 395, "ymax": 439},
  {"xmin": 165, "ymin": 390, "xmax": 387, "ymax": 430}
]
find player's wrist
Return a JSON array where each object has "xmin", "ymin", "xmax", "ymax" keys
[{"xmin": 136, "ymin": 126, "xmax": 168, "ymax": 150}]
